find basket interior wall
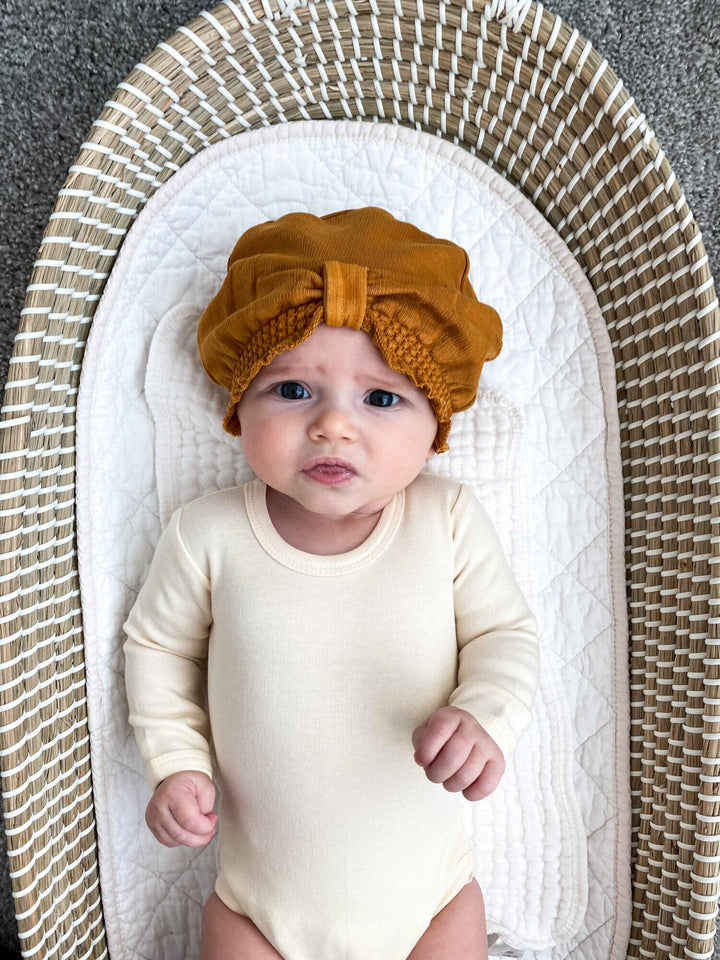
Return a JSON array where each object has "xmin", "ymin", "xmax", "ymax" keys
[{"xmin": 1, "ymin": 3, "xmax": 719, "ymax": 959}]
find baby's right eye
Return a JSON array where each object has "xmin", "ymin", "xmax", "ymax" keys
[{"xmin": 276, "ymin": 381, "xmax": 310, "ymax": 400}]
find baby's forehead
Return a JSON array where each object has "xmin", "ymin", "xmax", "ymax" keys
[{"xmin": 261, "ymin": 324, "xmax": 410, "ymax": 385}]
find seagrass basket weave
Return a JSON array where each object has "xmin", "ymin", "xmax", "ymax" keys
[{"xmin": 1, "ymin": 1, "xmax": 719, "ymax": 958}]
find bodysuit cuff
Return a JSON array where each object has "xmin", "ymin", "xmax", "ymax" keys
[{"xmin": 146, "ymin": 750, "xmax": 214, "ymax": 791}]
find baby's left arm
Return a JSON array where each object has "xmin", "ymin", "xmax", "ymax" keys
[{"xmin": 415, "ymin": 484, "xmax": 539, "ymax": 799}]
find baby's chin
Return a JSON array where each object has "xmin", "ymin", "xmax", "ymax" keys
[
  {"xmin": 297, "ymin": 494, "xmax": 393, "ymax": 523},
  {"xmin": 271, "ymin": 484, "xmax": 393, "ymax": 522}
]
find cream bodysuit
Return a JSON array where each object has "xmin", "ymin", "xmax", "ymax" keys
[{"xmin": 124, "ymin": 473, "xmax": 538, "ymax": 959}]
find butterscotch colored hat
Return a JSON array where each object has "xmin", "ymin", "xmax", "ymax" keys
[{"xmin": 197, "ymin": 207, "xmax": 502, "ymax": 452}]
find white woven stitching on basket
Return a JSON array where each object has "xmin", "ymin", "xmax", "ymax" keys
[
  {"xmin": 482, "ymin": 0, "xmax": 533, "ymax": 29},
  {"xmin": 226, "ymin": 0, "xmax": 264, "ymax": 29},
  {"xmin": 17, "ymin": 893, "xmax": 97, "ymax": 960},
  {"xmin": 3, "ymin": 788, "xmax": 92, "ymax": 884},
  {"xmin": 223, "ymin": 4, "xmax": 313, "ymax": 120},
  {"xmin": 3, "ymin": 789, "xmax": 90, "ymax": 874},
  {"xmin": 13, "ymin": 857, "xmax": 105, "ymax": 960},
  {"xmin": 198, "ymin": 7, "xmax": 234, "ymax": 41},
  {"xmin": 4, "ymin": 769, "xmax": 92, "ymax": 856},
  {"xmin": 98, "ymin": 121, "xmax": 172, "ymax": 170}
]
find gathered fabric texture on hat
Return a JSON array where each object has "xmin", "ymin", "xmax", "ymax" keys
[{"xmin": 196, "ymin": 207, "xmax": 502, "ymax": 452}]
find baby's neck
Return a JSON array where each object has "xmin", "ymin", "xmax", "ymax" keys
[{"xmin": 265, "ymin": 487, "xmax": 385, "ymax": 555}]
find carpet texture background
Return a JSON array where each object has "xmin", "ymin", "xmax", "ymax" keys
[{"xmin": 0, "ymin": 0, "xmax": 718, "ymax": 956}]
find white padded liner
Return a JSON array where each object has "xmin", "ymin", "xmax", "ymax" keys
[{"xmin": 76, "ymin": 120, "xmax": 631, "ymax": 960}]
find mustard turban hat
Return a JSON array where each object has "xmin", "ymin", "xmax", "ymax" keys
[{"xmin": 197, "ymin": 207, "xmax": 502, "ymax": 452}]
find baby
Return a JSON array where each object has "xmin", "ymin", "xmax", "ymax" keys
[{"xmin": 124, "ymin": 207, "xmax": 538, "ymax": 960}]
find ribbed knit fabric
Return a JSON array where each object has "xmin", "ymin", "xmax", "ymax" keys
[{"xmin": 124, "ymin": 473, "xmax": 537, "ymax": 959}]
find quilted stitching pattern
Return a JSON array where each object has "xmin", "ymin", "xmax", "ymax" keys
[{"xmin": 75, "ymin": 121, "xmax": 628, "ymax": 960}]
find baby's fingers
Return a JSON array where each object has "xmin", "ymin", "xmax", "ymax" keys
[
  {"xmin": 149, "ymin": 807, "xmax": 217, "ymax": 848},
  {"xmin": 412, "ymin": 707, "xmax": 462, "ymax": 768},
  {"xmin": 462, "ymin": 757, "xmax": 505, "ymax": 802},
  {"xmin": 168, "ymin": 794, "xmax": 218, "ymax": 845},
  {"xmin": 412, "ymin": 707, "xmax": 507, "ymax": 801},
  {"xmin": 420, "ymin": 731, "xmax": 474, "ymax": 785},
  {"xmin": 439, "ymin": 744, "xmax": 485, "ymax": 793},
  {"xmin": 151, "ymin": 820, "xmax": 194, "ymax": 849},
  {"xmin": 146, "ymin": 774, "xmax": 218, "ymax": 849}
]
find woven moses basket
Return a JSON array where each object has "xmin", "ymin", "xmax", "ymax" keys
[{"xmin": 1, "ymin": 1, "xmax": 719, "ymax": 958}]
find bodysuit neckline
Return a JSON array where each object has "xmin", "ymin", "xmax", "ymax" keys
[{"xmin": 244, "ymin": 478, "xmax": 405, "ymax": 577}]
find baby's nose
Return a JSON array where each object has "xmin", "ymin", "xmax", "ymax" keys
[{"xmin": 308, "ymin": 403, "xmax": 357, "ymax": 442}]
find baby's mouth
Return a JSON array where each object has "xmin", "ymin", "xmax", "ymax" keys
[{"xmin": 302, "ymin": 457, "xmax": 357, "ymax": 485}]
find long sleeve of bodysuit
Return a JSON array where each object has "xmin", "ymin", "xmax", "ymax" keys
[
  {"xmin": 122, "ymin": 476, "xmax": 539, "ymax": 960},
  {"xmin": 448, "ymin": 483, "xmax": 539, "ymax": 760},
  {"xmin": 124, "ymin": 476, "xmax": 538, "ymax": 791},
  {"xmin": 124, "ymin": 508, "xmax": 214, "ymax": 789}
]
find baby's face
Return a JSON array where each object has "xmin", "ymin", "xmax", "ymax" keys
[{"xmin": 236, "ymin": 323, "xmax": 438, "ymax": 522}]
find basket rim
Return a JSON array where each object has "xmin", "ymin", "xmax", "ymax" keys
[{"xmin": 1, "ymin": 2, "xmax": 719, "ymax": 959}]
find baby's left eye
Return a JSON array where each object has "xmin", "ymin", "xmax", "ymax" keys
[{"xmin": 365, "ymin": 390, "xmax": 400, "ymax": 408}]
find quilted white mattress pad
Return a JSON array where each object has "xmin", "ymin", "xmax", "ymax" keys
[{"xmin": 76, "ymin": 120, "xmax": 631, "ymax": 960}]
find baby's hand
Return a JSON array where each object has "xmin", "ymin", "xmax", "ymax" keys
[
  {"xmin": 412, "ymin": 706, "xmax": 505, "ymax": 801},
  {"xmin": 145, "ymin": 770, "xmax": 218, "ymax": 848}
]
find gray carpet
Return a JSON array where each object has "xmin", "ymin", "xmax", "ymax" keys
[{"xmin": 0, "ymin": 1, "xmax": 718, "ymax": 956}]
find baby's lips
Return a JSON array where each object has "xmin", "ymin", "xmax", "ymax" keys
[
  {"xmin": 302, "ymin": 457, "xmax": 358, "ymax": 485},
  {"xmin": 302, "ymin": 455, "xmax": 357, "ymax": 473}
]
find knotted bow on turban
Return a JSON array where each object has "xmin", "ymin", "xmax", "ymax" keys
[{"xmin": 197, "ymin": 207, "xmax": 502, "ymax": 452}]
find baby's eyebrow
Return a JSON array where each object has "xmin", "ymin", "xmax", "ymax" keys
[
  {"xmin": 256, "ymin": 363, "xmax": 306, "ymax": 378},
  {"xmin": 259, "ymin": 360, "xmax": 415, "ymax": 389},
  {"xmin": 363, "ymin": 366, "xmax": 419, "ymax": 389}
]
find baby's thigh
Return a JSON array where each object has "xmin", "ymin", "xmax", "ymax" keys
[
  {"xmin": 406, "ymin": 878, "xmax": 488, "ymax": 960},
  {"xmin": 201, "ymin": 893, "xmax": 285, "ymax": 960}
]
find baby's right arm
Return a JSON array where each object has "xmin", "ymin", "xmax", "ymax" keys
[
  {"xmin": 146, "ymin": 770, "xmax": 218, "ymax": 848},
  {"xmin": 124, "ymin": 508, "xmax": 215, "ymax": 798}
]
